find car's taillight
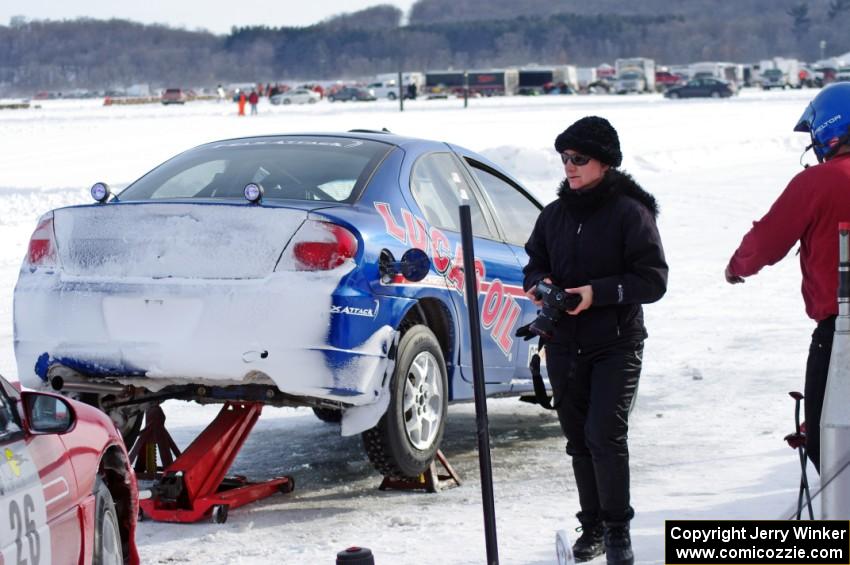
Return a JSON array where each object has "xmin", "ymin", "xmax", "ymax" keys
[
  {"xmin": 279, "ymin": 220, "xmax": 358, "ymax": 271},
  {"xmin": 26, "ymin": 213, "xmax": 57, "ymax": 268}
]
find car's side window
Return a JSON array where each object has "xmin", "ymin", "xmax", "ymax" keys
[
  {"xmin": 0, "ymin": 389, "xmax": 22, "ymax": 442},
  {"xmin": 410, "ymin": 153, "xmax": 492, "ymax": 237},
  {"xmin": 467, "ymin": 161, "xmax": 541, "ymax": 246}
]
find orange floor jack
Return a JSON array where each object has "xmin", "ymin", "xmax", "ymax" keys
[{"xmin": 133, "ymin": 401, "xmax": 294, "ymax": 523}]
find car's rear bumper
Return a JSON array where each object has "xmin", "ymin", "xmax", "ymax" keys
[{"xmin": 14, "ymin": 273, "xmax": 398, "ymax": 405}]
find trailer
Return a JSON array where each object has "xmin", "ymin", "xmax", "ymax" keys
[
  {"xmin": 466, "ymin": 69, "xmax": 519, "ymax": 96},
  {"xmin": 689, "ymin": 62, "xmax": 743, "ymax": 87},
  {"xmin": 758, "ymin": 57, "xmax": 801, "ymax": 89},
  {"xmin": 577, "ymin": 67, "xmax": 597, "ymax": 89},
  {"xmin": 518, "ymin": 66, "xmax": 578, "ymax": 94},
  {"xmin": 424, "ymin": 70, "xmax": 466, "ymax": 97}
]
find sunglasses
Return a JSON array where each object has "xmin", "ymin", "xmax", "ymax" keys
[{"xmin": 560, "ymin": 153, "xmax": 592, "ymax": 166}]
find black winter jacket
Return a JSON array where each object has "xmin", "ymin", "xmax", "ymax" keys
[{"xmin": 523, "ymin": 170, "xmax": 668, "ymax": 348}]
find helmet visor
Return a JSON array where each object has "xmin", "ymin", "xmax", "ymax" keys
[{"xmin": 794, "ymin": 102, "xmax": 815, "ymax": 133}]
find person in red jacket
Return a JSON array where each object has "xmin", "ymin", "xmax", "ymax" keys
[
  {"xmin": 248, "ymin": 89, "xmax": 259, "ymax": 115},
  {"xmin": 726, "ymin": 83, "xmax": 850, "ymax": 473}
]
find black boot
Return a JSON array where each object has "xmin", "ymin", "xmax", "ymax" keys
[
  {"xmin": 572, "ymin": 512, "xmax": 605, "ymax": 563},
  {"xmin": 604, "ymin": 522, "xmax": 633, "ymax": 565}
]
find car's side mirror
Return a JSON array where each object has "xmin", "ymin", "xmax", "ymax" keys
[{"xmin": 22, "ymin": 393, "xmax": 75, "ymax": 434}]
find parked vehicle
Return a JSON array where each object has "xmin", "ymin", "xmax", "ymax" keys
[
  {"xmin": 328, "ymin": 87, "xmax": 376, "ymax": 102},
  {"xmin": 761, "ymin": 68, "xmax": 788, "ymax": 90},
  {"xmin": 270, "ymin": 88, "xmax": 320, "ymax": 105},
  {"xmin": 614, "ymin": 57, "xmax": 656, "ymax": 93},
  {"xmin": 615, "ymin": 71, "xmax": 647, "ymax": 94},
  {"xmin": 161, "ymin": 88, "xmax": 186, "ymax": 105},
  {"xmin": 366, "ymin": 81, "xmax": 402, "ymax": 100},
  {"xmin": 836, "ymin": 68, "xmax": 850, "ymax": 82},
  {"xmin": 655, "ymin": 71, "xmax": 683, "ymax": 91},
  {"xmin": 760, "ymin": 57, "xmax": 801, "ymax": 89},
  {"xmin": 664, "ymin": 78, "xmax": 735, "ymax": 99},
  {"xmin": 0, "ymin": 373, "xmax": 139, "ymax": 564},
  {"xmin": 14, "ymin": 132, "xmax": 546, "ymax": 480}
]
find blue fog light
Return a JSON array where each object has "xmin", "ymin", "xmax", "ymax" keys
[
  {"xmin": 244, "ymin": 183, "xmax": 263, "ymax": 203},
  {"xmin": 91, "ymin": 182, "xmax": 110, "ymax": 203}
]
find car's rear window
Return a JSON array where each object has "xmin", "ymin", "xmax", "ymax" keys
[{"xmin": 118, "ymin": 136, "xmax": 393, "ymax": 203}]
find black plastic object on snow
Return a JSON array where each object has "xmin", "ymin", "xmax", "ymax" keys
[
  {"xmin": 336, "ymin": 546, "xmax": 375, "ymax": 564},
  {"xmin": 459, "ymin": 204, "xmax": 500, "ymax": 564}
]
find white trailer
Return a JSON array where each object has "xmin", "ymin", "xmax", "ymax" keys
[
  {"xmin": 689, "ymin": 62, "xmax": 742, "ymax": 88},
  {"xmin": 776, "ymin": 58, "xmax": 801, "ymax": 88},
  {"xmin": 758, "ymin": 58, "xmax": 801, "ymax": 89},
  {"xmin": 576, "ymin": 67, "xmax": 598, "ymax": 89},
  {"xmin": 374, "ymin": 72, "xmax": 424, "ymax": 90},
  {"xmin": 614, "ymin": 57, "xmax": 656, "ymax": 93}
]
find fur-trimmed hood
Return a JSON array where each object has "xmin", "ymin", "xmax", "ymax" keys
[{"xmin": 557, "ymin": 169, "xmax": 659, "ymax": 218}]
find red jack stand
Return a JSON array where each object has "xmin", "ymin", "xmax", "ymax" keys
[
  {"xmin": 137, "ymin": 401, "xmax": 294, "ymax": 523},
  {"xmin": 128, "ymin": 405, "xmax": 182, "ymax": 480},
  {"xmin": 379, "ymin": 450, "xmax": 461, "ymax": 493}
]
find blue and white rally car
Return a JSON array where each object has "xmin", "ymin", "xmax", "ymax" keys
[{"xmin": 14, "ymin": 131, "xmax": 544, "ymax": 478}]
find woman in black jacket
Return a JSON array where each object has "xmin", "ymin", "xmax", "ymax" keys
[{"xmin": 523, "ymin": 116, "xmax": 667, "ymax": 565}]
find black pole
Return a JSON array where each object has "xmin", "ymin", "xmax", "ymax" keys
[
  {"xmin": 464, "ymin": 71, "xmax": 469, "ymax": 109},
  {"xmin": 459, "ymin": 204, "xmax": 499, "ymax": 565},
  {"xmin": 398, "ymin": 70, "xmax": 404, "ymax": 113}
]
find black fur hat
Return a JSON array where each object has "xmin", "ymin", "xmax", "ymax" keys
[{"xmin": 554, "ymin": 116, "xmax": 622, "ymax": 167}]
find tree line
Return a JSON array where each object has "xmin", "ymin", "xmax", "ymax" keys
[{"xmin": 1, "ymin": 0, "xmax": 848, "ymax": 96}]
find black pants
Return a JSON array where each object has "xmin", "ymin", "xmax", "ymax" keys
[
  {"xmin": 805, "ymin": 316, "xmax": 835, "ymax": 474},
  {"xmin": 546, "ymin": 340, "xmax": 643, "ymax": 523}
]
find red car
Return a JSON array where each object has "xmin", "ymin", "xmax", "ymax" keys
[
  {"xmin": 0, "ymin": 374, "xmax": 139, "ymax": 564},
  {"xmin": 161, "ymin": 88, "xmax": 186, "ymax": 105},
  {"xmin": 655, "ymin": 71, "xmax": 683, "ymax": 91}
]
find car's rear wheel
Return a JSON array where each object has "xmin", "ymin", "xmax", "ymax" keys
[
  {"xmin": 283, "ymin": 98, "xmax": 291, "ymax": 105},
  {"xmin": 362, "ymin": 326, "xmax": 448, "ymax": 478},
  {"xmin": 711, "ymin": 91, "xmax": 721, "ymax": 98},
  {"xmin": 388, "ymin": 92, "xmax": 397, "ymax": 100},
  {"xmin": 93, "ymin": 475, "xmax": 123, "ymax": 565},
  {"xmin": 668, "ymin": 91, "xmax": 679, "ymax": 99}
]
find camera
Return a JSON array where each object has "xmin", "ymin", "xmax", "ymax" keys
[{"xmin": 529, "ymin": 281, "xmax": 582, "ymax": 338}]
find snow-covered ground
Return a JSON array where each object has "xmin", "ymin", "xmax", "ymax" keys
[{"xmin": 0, "ymin": 91, "xmax": 824, "ymax": 563}]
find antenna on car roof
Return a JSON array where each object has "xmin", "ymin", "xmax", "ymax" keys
[{"xmin": 347, "ymin": 128, "xmax": 392, "ymax": 134}]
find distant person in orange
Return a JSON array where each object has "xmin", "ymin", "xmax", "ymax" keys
[
  {"xmin": 249, "ymin": 89, "xmax": 259, "ymax": 115},
  {"xmin": 237, "ymin": 91, "xmax": 247, "ymax": 116}
]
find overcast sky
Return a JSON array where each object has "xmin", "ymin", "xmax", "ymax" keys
[{"xmin": 1, "ymin": 0, "xmax": 419, "ymax": 34}]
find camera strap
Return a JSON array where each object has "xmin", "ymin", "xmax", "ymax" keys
[
  {"xmin": 515, "ymin": 322, "xmax": 556, "ymax": 410},
  {"xmin": 528, "ymin": 339, "xmax": 555, "ymax": 410}
]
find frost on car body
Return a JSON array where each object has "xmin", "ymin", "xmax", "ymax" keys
[{"xmin": 14, "ymin": 132, "xmax": 544, "ymax": 477}]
